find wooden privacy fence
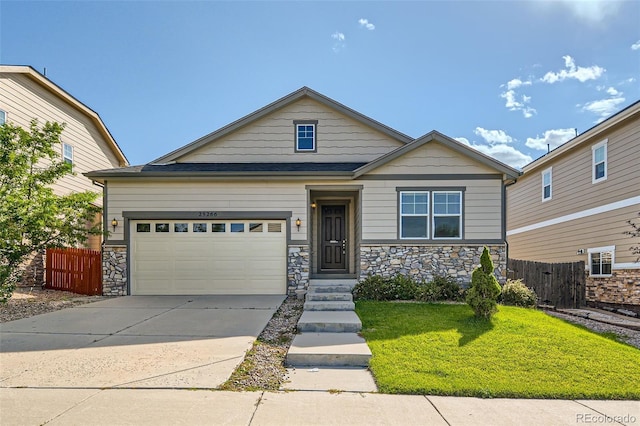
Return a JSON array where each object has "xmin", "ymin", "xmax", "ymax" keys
[
  {"xmin": 45, "ymin": 248, "xmax": 102, "ymax": 295},
  {"xmin": 507, "ymin": 259, "xmax": 585, "ymax": 309}
]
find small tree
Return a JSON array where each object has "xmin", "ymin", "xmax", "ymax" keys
[
  {"xmin": 625, "ymin": 212, "xmax": 640, "ymax": 261},
  {"xmin": 0, "ymin": 120, "xmax": 102, "ymax": 302},
  {"xmin": 466, "ymin": 247, "xmax": 502, "ymax": 319}
]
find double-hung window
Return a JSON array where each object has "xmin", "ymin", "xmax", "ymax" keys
[
  {"xmin": 400, "ymin": 191, "xmax": 429, "ymax": 239},
  {"xmin": 294, "ymin": 120, "xmax": 317, "ymax": 152},
  {"xmin": 63, "ymin": 143, "xmax": 74, "ymax": 166},
  {"xmin": 0, "ymin": 110, "xmax": 6, "ymax": 125},
  {"xmin": 592, "ymin": 140, "xmax": 607, "ymax": 183},
  {"xmin": 588, "ymin": 246, "xmax": 613, "ymax": 276},
  {"xmin": 542, "ymin": 167, "xmax": 552, "ymax": 201},
  {"xmin": 432, "ymin": 191, "xmax": 462, "ymax": 239},
  {"xmin": 399, "ymin": 190, "xmax": 463, "ymax": 239}
]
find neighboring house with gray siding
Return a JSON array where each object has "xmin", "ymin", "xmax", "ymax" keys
[
  {"xmin": 87, "ymin": 87, "xmax": 519, "ymax": 297},
  {"xmin": 0, "ymin": 65, "xmax": 129, "ymax": 252},
  {"xmin": 507, "ymin": 100, "xmax": 640, "ymax": 312}
]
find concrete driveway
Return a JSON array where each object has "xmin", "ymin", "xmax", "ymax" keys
[{"xmin": 0, "ymin": 295, "xmax": 284, "ymax": 389}]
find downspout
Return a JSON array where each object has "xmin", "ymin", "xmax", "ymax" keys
[{"xmin": 503, "ymin": 177, "xmax": 518, "ymax": 278}]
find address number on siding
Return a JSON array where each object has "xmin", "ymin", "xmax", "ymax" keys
[{"xmin": 197, "ymin": 211, "xmax": 218, "ymax": 217}]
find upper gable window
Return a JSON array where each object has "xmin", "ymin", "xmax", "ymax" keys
[
  {"xmin": 63, "ymin": 143, "xmax": 74, "ymax": 166},
  {"xmin": 592, "ymin": 140, "xmax": 607, "ymax": 183},
  {"xmin": 294, "ymin": 120, "xmax": 317, "ymax": 152},
  {"xmin": 542, "ymin": 167, "xmax": 552, "ymax": 201},
  {"xmin": 0, "ymin": 110, "xmax": 6, "ymax": 125}
]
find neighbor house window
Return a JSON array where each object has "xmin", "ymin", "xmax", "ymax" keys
[
  {"xmin": 294, "ymin": 120, "xmax": 317, "ymax": 152},
  {"xmin": 588, "ymin": 246, "xmax": 614, "ymax": 277},
  {"xmin": 432, "ymin": 191, "xmax": 462, "ymax": 239},
  {"xmin": 542, "ymin": 167, "xmax": 552, "ymax": 201},
  {"xmin": 400, "ymin": 191, "xmax": 429, "ymax": 239},
  {"xmin": 63, "ymin": 143, "xmax": 74, "ymax": 166},
  {"xmin": 592, "ymin": 140, "xmax": 607, "ymax": 183},
  {"xmin": 0, "ymin": 110, "xmax": 6, "ymax": 125}
]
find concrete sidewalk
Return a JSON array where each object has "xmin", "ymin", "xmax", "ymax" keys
[{"xmin": 1, "ymin": 388, "xmax": 638, "ymax": 426}]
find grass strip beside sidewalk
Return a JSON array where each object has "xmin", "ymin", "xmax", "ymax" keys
[{"xmin": 356, "ymin": 301, "xmax": 640, "ymax": 399}]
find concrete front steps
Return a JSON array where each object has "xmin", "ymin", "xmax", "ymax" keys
[{"xmin": 287, "ymin": 279, "xmax": 372, "ymax": 368}]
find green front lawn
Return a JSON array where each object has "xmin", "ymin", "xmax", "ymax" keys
[{"xmin": 356, "ymin": 301, "xmax": 640, "ymax": 399}]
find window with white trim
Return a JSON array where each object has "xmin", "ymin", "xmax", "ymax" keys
[
  {"xmin": 294, "ymin": 121, "xmax": 317, "ymax": 152},
  {"xmin": 0, "ymin": 110, "xmax": 6, "ymax": 125},
  {"xmin": 432, "ymin": 191, "xmax": 462, "ymax": 239},
  {"xmin": 400, "ymin": 191, "xmax": 429, "ymax": 239},
  {"xmin": 588, "ymin": 246, "xmax": 614, "ymax": 277},
  {"xmin": 63, "ymin": 143, "xmax": 74, "ymax": 166},
  {"xmin": 592, "ymin": 140, "xmax": 607, "ymax": 183},
  {"xmin": 542, "ymin": 167, "xmax": 552, "ymax": 201}
]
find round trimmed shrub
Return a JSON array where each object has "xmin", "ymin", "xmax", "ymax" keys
[{"xmin": 501, "ymin": 279, "xmax": 538, "ymax": 308}]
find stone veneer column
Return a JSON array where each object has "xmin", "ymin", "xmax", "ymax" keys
[
  {"xmin": 288, "ymin": 244, "xmax": 310, "ymax": 296},
  {"xmin": 102, "ymin": 245, "xmax": 127, "ymax": 296},
  {"xmin": 359, "ymin": 244, "xmax": 507, "ymax": 285},
  {"xmin": 586, "ymin": 269, "xmax": 640, "ymax": 314}
]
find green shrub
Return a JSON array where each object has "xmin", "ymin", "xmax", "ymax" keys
[
  {"xmin": 353, "ymin": 274, "xmax": 419, "ymax": 301},
  {"xmin": 501, "ymin": 279, "xmax": 538, "ymax": 308},
  {"xmin": 466, "ymin": 247, "xmax": 502, "ymax": 319},
  {"xmin": 417, "ymin": 275, "xmax": 465, "ymax": 302}
]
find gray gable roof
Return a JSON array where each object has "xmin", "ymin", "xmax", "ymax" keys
[
  {"xmin": 86, "ymin": 162, "xmax": 368, "ymax": 178},
  {"xmin": 353, "ymin": 130, "xmax": 520, "ymax": 180},
  {"xmin": 152, "ymin": 87, "xmax": 414, "ymax": 164}
]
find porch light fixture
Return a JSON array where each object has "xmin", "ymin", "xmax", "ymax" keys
[
  {"xmin": 295, "ymin": 218, "xmax": 301, "ymax": 230},
  {"xmin": 111, "ymin": 218, "xmax": 119, "ymax": 231},
  {"xmin": 311, "ymin": 201, "xmax": 317, "ymax": 209}
]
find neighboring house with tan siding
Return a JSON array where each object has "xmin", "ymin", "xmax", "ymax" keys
[
  {"xmin": 507, "ymin": 100, "xmax": 640, "ymax": 313},
  {"xmin": 0, "ymin": 65, "xmax": 128, "ymax": 255},
  {"xmin": 87, "ymin": 87, "xmax": 519, "ymax": 297}
]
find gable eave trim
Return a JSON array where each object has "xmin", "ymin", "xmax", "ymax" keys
[{"xmin": 150, "ymin": 87, "xmax": 413, "ymax": 164}]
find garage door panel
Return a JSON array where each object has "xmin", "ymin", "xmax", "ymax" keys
[{"xmin": 131, "ymin": 220, "xmax": 286, "ymax": 295}]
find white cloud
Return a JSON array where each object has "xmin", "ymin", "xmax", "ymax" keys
[
  {"xmin": 581, "ymin": 96, "xmax": 626, "ymax": 123},
  {"xmin": 474, "ymin": 127, "xmax": 514, "ymax": 144},
  {"xmin": 525, "ymin": 128, "xmax": 576, "ymax": 151},
  {"xmin": 606, "ymin": 87, "xmax": 620, "ymax": 96},
  {"xmin": 456, "ymin": 137, "xmax": 532, "ymax": 169},
  {"xmin": 358, "ymin": 18, "xmax": 375, "ymax": 30},
  {"xmin": 632, "ymin": 40, "xmax": 640, "ymax": 50},
  {"xmin": 506, "ymin": 78, "xmax": 532, "ymax": 90},
  {"xmin": 541, "ymin": 55, "xmax": 605, "ymax": 84},
  {"xmin": 500, "ymin": 89, "xmax": 537, "ymax": 118},
  {"xmin": 544, "ymin": 0, "xmax": 624, "ymax": 25},
  {"xmin": 331, "ymin": 32, "xmax": 346, "ymax": 53}
]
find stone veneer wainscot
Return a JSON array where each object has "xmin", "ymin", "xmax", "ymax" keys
[
  {"xmin": 586, "ymin": 269, "xmax": 640, "ymax": 314},
  {"xmin": 102, "ymin": 245, "xmax": 127, "ymax": 296},
  {"xmin": 288, "ymin": 244, "xmax": 310, "ymax": 295},
  {"xmin": 359, "ymin": 244, "xmax": 507, "ymax": 285}
]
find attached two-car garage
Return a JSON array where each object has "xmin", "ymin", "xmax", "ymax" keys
[{"xmin": 130, "ymin": 219, "xmax": 287, "ymax": 295}]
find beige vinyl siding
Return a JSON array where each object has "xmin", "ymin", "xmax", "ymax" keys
[
  {"xmin": 507, "ymin": 204, "xmax": 639, "ymax": 265},
  {"xmin": 507, "ymin": 121, "xmax": 640, "ymax": 230},
  {"xmin": 178, "ymin": 99, "xmax": 404, "ymax": 163},
  {"xmin": 0, "ymin": 72, "xmax": 121, "ymax": 205},
  {"xmin": 360, "ymin": 179, "xmax": 503, "ymax": 240},
  {"xmin": 106, "ymin": 178, "xmax": 504, "ymax": 243},
  {"xmin": 366, "ymin": 142, "xmax": 499, "ymax": 175}
]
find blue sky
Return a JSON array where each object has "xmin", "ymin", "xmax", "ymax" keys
[{"xmin": 1, "ymin": 1, "xmax": 639, "ymax": 168}]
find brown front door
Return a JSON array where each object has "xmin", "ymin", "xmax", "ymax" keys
[{"xmin": 320, "ymin": 205, "xmax": 346, "ymax": 271}]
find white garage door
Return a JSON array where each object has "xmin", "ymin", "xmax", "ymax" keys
[{"xmin": 131, "ymin": 220, "xmax": 286, "ymax": 295}]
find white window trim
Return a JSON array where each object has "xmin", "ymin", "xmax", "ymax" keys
[
  {"xmin": 587, "ymin": 245, "xmax": 614, "ymax": 277},
  {"xmin": 432, "ymin": 191, "xmax": 462, "ymax": 240},
  {"xmin": 541, "ymin": 167, "xmax": 552, "ymax": 202},
  {"xmin": 592, "ymin": 139, "xmax": 607, "ymax": 184},
  {"xmin": 399, "ymin": 190, "xmax": 430, "ymax": 239},
  {"xmin": 62, "ymin": 142, "xmax": 74, "ymax": 165},
  {"xmin": 295, "ymin": 123, "xmax": 316, "ymax": 152}
]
